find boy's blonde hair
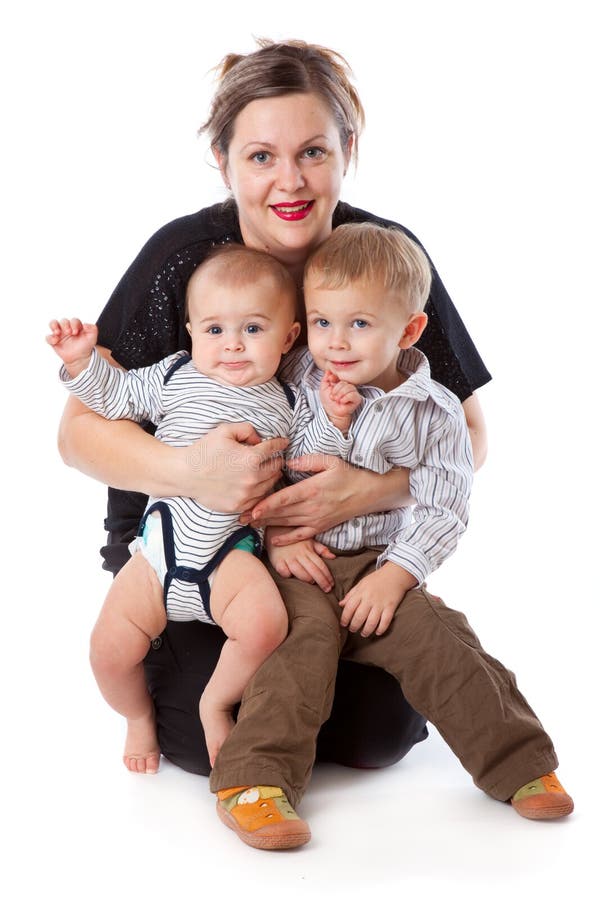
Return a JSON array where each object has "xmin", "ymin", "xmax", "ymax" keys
[
  {"xmin": 305, "ymin": 223, "xmax": 432, "ymax": 312},
  {"xmin": 186, "ymin": 244, "xmax": 298, "ymax": 321}
]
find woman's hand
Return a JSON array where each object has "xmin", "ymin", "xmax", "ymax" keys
[
  {"xmin": 241, "ymin": 454, "xmax": 412, "ymax": 544},
  {"xmin": 181, "ymin": 422, "xmax": 289, "ymax": 512}
]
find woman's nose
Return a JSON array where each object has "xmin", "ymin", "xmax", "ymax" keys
[{"xmin": 275, "ymin": 158, "xmax": 306, "ymax": 193}]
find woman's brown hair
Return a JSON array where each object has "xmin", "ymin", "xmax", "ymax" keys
[{"xmin": 199, "ymin": 39, "xmax": 365, "ymax": 164}]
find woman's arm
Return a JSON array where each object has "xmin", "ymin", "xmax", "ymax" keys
[
  {"xmin": 462, "ymin": 391, "xmax": 488, "ymax": 470},
  {"xmin": 245, "ymin": 390, "xmax": 487, "ymax": 543},
  {"xmin": 58, "ymin": 347, "xmax": 289, "ymax": 513}
]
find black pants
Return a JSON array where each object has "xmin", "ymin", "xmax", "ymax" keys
[{"xmin": 143, "ymin": 619, "xmax": 428, "ymax": 776}]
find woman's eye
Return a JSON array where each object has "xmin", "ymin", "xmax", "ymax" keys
[
  {"xmin": 207, "ymin": 326, "xmax": 222, "ymax": 335},
  {"xmin": 353, "ymin": 319, "xmax": 368, "ymax": 329},
  {"xmin": 251, "ymin": 151, "xmax": 271, "ymax": 164},
  {"xmin": 303, "ymin": 146, "xmax": 325, "ymax": 160}
]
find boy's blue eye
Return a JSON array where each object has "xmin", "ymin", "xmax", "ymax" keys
[{"xmin": 315, "ymin": 318, "xmax": 330, "ymax": 328}]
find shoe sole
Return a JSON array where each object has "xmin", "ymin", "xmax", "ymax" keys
[
  {"xmin": 216, "ymin": 801, "xmax": 311, "ymax": 850},
  {"xmin": 512, "ymin": 798, "xmax": 574, "ymax": 820}
]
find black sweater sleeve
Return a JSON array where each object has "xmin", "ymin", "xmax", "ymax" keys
[{"xmin": 96, "ymin": 202, "xmax": 242, "ymax": 368}]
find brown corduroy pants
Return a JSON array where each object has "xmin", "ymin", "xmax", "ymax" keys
[{"xmin": 209, "ymin": 549, "xmax": 558, "ymax": 807}]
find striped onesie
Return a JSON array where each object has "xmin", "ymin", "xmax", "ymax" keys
[
  {"xmin": 61, "ymin": 349, "xmax": 337, "ymax": 624},
  {"xmin": 281, "ymin": 346, "xmax": 474, "ymax": 585}
]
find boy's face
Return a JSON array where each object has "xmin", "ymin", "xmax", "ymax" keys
[
  {"xmin": 304, "ymin": 275, "xmax": 426, "ymax": 392},
  {"xmin": 186, "ymin": 272, "xmax": 300, "ymax": 387}
]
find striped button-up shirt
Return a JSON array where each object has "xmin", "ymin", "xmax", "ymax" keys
[{"xmin": 280, "ymin": 347, "xmax": 474, "ymax": 584}]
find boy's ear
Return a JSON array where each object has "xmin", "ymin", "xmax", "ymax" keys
[
  {"xmin": 282, "ymin": 321, "xmax": 302, "ymax": 353},
  {"xmin": 398, "ymin": 312, "xmax": 428, "ymax": 349}
]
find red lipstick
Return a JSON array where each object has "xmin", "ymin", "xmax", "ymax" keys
[{"xmin": 270, "ymin": 201, "xmax": 314, "ymax": 221}]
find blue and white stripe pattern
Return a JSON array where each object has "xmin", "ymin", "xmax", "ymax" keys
[
  {"xmin": 280, "ymin": 347, "xmax": 474, "ymax": 584},
  {"xmin": 61, "ymin": 349, "xmax": 341, "ymax": 621}
]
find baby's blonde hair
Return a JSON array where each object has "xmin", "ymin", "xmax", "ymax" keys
[{"xmin": 305, "ymin": 223, "xmax": 432, "ymax": 312}]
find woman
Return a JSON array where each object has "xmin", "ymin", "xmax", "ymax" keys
[{"xmin": 59, "ymin": 40, "xmax": 490, "ymax": 786}]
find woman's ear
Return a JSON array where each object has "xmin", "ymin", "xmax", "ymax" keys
[
  {"xmin": 343, "ymin": 133, "xmax": 354, "ymax": 174},
  {"xmin": 185, "ymin": 322, "xmax": 192, "ymax": 336},
  {"xmin": 212, "ymin": 147, "xmax": 231, "ymax": 189},
  {"xmin": 398, "ymin": 312, "xmax": 428, "ymax": 349}
]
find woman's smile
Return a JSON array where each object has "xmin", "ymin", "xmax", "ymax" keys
[
  {"xmin": 217, "ymin": 93, "xmax": 350, "ymax": 264},
  {"xmin": 270, "ymin": 200, "xmax": 315, "ymax": 221}
]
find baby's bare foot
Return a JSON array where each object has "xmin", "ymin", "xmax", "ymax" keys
[
  {"xmin": 199, "ymin": 696, "xmax": 235, "ymax": 767},
  {"xmin": 124, "ymin": 712, "xmax": 160, "ymax": 774}
]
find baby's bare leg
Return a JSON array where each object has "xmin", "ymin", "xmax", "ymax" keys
[
  {"xmin": 200, "ymin": 550, "xmax": 288, "ymax": 766},
  {"xmin": 90, "ymin": 552, "xmax": 167, "ymax": 774}
]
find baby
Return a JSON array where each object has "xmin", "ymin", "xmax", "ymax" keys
[{"xmin": 47, "ymin": 245, "xmax": 356, "ymax": 771}]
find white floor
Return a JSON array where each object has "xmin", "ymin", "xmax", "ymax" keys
[
  {"xmin": 4, "ymin": 450, "xmax": 596, "ymax": 900},
  {"xmin": 6, "ymin": 673, "xmax": 593, "ymax": 900}
]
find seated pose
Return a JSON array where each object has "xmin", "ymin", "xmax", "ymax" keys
[
  {"xmin": 209, "ymin": 224, "xmax": 574, "ymax": 850},
  {"xmin": 59, "ymin": 40, "xmax": 569, "ymax": 843},
  {"xmin": 47, "ymin": 246, "xmax": 352, "ymax": 769}
]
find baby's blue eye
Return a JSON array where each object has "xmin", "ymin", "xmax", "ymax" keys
[
  {"xmin": 246, "ymin": 324, "xmax": 261, "ymax": 334},
  {"xmin": 353, "ymin": 319, "xmax": 368, "ymax": 329},
  {"xmin": 208, "ymin": 326, "xmax": 222, "ymax": 335},
  {"xmin": 316, "ymin": 318, "xmax": 330, "ymax": 328}
]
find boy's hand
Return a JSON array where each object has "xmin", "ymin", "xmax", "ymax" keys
[
  {"xmin": 320, "ymin": 370, "xmax": 361, "ymax": 433},
  {"xmin": 46, "ymin": 318, "xmax": 98, "ymax": 376},
  {"xmin": 266, "ymin": 527, "xmax": 335, "ymax": 592},
  {"xmin": 339, "ymin": 562, "xmax": 418, "ymax": 636}
]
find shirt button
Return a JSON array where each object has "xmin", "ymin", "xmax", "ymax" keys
[
  {"xmin": 151, "ymin": 637, "xmax": 163, "ymax": 651},
  {"xmin": 353, "ymin": 518, "xmax": 361, "ymax": 526},
  {"xmin": 355, "ymin": 454, "xmax": 363, "ymax": 463},
  {"xmin": 374, "ymin": 402, "xmax": 383, "ymax": 413}
]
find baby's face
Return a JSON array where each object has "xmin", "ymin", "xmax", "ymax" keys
[
  {"xmin": 186, "ymin": 273, "xmax": 300, "ymax": 387},
  {"xmin": 304, "ymin": 274, "xmax": 413, "ymax": 392}
]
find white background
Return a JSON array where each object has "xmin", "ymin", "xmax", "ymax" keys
[{"xmin": 2, "ymin": 2, "xmax": 598, "ymax": 897}]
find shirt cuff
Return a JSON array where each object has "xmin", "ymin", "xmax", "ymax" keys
[
  {"xmin": 377, "ymin": 542, "xmax": 430, "ymax": 586},
  {"xmin": 59, "ymin": 347, "xmax": 103, "ymax": 388}
]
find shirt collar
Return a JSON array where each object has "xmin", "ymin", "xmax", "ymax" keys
[{"xmin": 302, "ymin": 346, "xmax": 436, "ymax": 403}]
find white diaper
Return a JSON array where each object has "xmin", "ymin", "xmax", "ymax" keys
[
  {"xmin": 130, "ymin": 510, "xmax": 216, "ymax": 589},
  {"xmin": 129, "ymin": 511, "xmax": 169, "ymax": 582}
]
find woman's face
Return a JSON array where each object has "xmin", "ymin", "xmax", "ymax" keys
[{"xmin": 215, "ymin": 93, "xmax": 351, "ymax": 268}]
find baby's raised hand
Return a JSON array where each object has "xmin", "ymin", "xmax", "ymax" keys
[
  {"xmin": 320, "ymin": 370, "xmax": 361, "ymax": 433},
  {"xmin": 46, "ymin": 318, "xmax": 98, "ymax": 375}
]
